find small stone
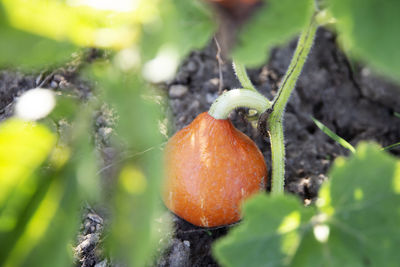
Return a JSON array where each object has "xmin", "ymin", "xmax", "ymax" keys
[
  {"xmin": 183, "ymin": 240, "xmax": 190, "ymax": 247},
  {"xmin": 50, "ymin": 81, "xmax": 58, "ymax": 89},
  {"xmin": 75, "ymin": 233, "xmax": 99, "ymax": 255},
  {"xmin": 53, "ymin": 74, "xmax": 64, "ymax": 82},
  {"xmin": 87, "ymin": 213, "xmax": 103, "ymax": 225},
  {"xmin": 169, "ymin": 85, "xmax": 188, "ymax": 98},
  {"xmin": 59, "ymin": 80, "xmax": 69, "ymax": 89}
]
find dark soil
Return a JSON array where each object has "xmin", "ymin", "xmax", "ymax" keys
[{"xmin": 1, "ymin": 27, "xmax": 400, "ymax": 267}]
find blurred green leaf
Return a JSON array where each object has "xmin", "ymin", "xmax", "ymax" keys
[
  {"xmin": 2, "ymin": 168, "xmax": 79, "ymax": 267},
  {"xmin": 0, "ymin": 0, "xmax": 215, "ymax": 69},
  {"xmin": 329, "ymin": 0, "xmax": 400, "ymax": 82},
  {"xmin": 0, "ymin": 119, "xmax": 56, "ymax": 209},
  {"xmin": 0, "ymin": 3, "xmax": 77, "ymax": 68},
  {"xmin": 88, "ymin": 63, "xmax": 164, "ymax": 151},
  {"xmin": 21, "ymin": 111, "xmax": 100, "ymax": 267},
  {"xmin": 214, "ymin": 143, "xmax": 400, "ymax": 266},
  {"xmin": 213, "ymin": 194, "xmax": 314, "ymax": 267},
  {"xmin": 109, "ymin": 161, "xmax": 169, "ymax": 266},
  {"xmin": 233, "ymin": 0, "xmax": 314, "ymax": 66},
  {"xmin": 312, "ymin": 117, "xmax": 355, "ymax": 153},
  {"xmin": 47, "ymin": 96, "xmax": 80, "ymax": 122},
  {"xmin": 140, "ymin": 0, "xmax": 216, "ymax": 61},
  {"xmin": 0, "ymin": 0, "xmax": 144, "ymax": 49},
  {"xmin": 89, "ymin": 64, "xmax": 168, "ymax": 266},
  {"xmin": 0, "ymin": 107, "xmax": 99, "ymax": 267}
]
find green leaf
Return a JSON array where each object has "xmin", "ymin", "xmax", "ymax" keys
[
  {"xmin": 214, "ymin": 143, "xmax": 400, "ymax": 266},
  {"xmin": 0, "ymin": 108, "xmax": 99, "ymax": 266},
  {"xmin": 0, "ymin": 119, "xmax": 56, "ymax": 209},
  {"xmin": 19, "ymin": 116, "xmax": 99, "ymax": 267},
  {"xmin": 88, "ymin": 63, "xmax": 163, "ymax": 151},
  {"xmin": 0, "ymin": 3, "xmax": 76, "ymax": 69},
  {"xmin": 140, "ymin": 0, "xmax": 215, "ymax": 61},
  {"xmin": 312, "ymin": 117, "xmax": 355, "ymax": 153},
  {"xmin": 308, "ymin": 143, "xmax": 400, "ymax": 266},
  {"xmin": 0, "ymin": 168, "xmax": 81, "ymax": 267},
  {"xmin": 0, "ymin": 26, "xmax": 77, "ymax": 69},
  {"xmin": 328, "ymin": 0, "xmax": 400, "ymax": 82},
  {"xmin": 109, "ymin": 160, "xmax": 169, "ymax": 266},
  {"xmin": 233, "ymin": 0, "xmax": 314, "ymax": 66},
  {"xmin": 213, "ymin": 194, "xmax": 315, "ymax": 267}
]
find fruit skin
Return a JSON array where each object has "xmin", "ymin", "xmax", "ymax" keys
[{"xmin": 163, "ymin": 112, "xmax": 267, "ymax": 227}]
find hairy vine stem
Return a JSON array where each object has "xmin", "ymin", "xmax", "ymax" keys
[
  {"xmin": 208, "ymin": 89, "xmax": 271, "ymax": 120},
  {"xmin": 232, "ymin": 60, "xmax": 257, "ymax": 92},
  {"xmin": 268, "ymin": 15, "xmax": 318, "ymax": 195}
]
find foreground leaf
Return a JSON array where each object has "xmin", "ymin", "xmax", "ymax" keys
[
  {"xmin": 0, "ymin": 109, "xmax": 99, "ymax": 267},
  {"xmin": 0, "ymin": 119, "xmax": 56, "ymax": 209},
  {"xmin": 214, "ymin": 194, "xmax": 314, "ymax": 267},
  {"xmin": 214, "ymin": 143, "xmax": 400, "ymax": 266},
  {"xmin": 0, "ymin": 3, "xmax": 76, "ymax": 68},
  {"xmin": 140, "ymin": 0, "xmax": 216, "ymax": 61}
]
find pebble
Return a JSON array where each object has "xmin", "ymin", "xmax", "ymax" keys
[
  {"xmin": 59, "ymin": 80, "xmax": 69, "ymax": 89},
  {"xmin": 169, "ymin": 85, "xmax": 188, "ymax": 98},
  {"xmin": 50, "ymin": 81, "xmax": 58, "ymax": 89},
  {"xmin": 53, "ymin": 74, "xmax": 64, "ymax": 82},
  {"xmin": 76, "ymin": 233, "xmax": 100, "ymax": 255},
  {"xmin": 87, "ymin": 213, "xmax": 103, "ymax": 225}
]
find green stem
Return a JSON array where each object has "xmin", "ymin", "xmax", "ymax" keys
[
  {"xmin": 268, "ymin": 15, "xmax": 318, "ymax": 195},
  {"xmin": 232, "ymin": 60, "xmax": 257, "ymax": 91},
  {"xmin": 208, "ymin": 89, "xmax": 271, "ymax": 120}
]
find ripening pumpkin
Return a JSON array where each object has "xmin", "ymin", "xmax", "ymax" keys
[{"xmin": 163, "ymin": 112, "xmax": 267, "ymax": 227}]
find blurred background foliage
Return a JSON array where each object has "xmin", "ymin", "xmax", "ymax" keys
[
  {"xmin": 0, "ymin": 0, "xmax": 400, "ymax": 266},
  {"xmin": 0, "ymin": 0, "xmax": 216, "ymax": 266}
]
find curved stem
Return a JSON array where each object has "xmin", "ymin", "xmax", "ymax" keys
[
  {"xmin": 268, "ymin": 15, "xmax": 318, "ymax": 195},
  {"xmin": 208, "ymin": 89, "xmax": 271, "ymax": 120},
  {"xmin": 232, "ymin": 60, "xmax": 257, "ymax": 91}
]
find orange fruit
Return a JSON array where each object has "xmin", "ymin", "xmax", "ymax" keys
[{"xmin": 163, "ymin": 112, "xmax": 267, "ymax": 227}]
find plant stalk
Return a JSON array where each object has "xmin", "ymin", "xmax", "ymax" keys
[
  {"xmin": 232, "ymin": 60, "xmax": 257, "ymax": 91},
  {"xmin": 208, "ymin": 89, "xmax": 271, "ymax": 120},
  {"xmin": 268, "ymin": 15, "xmax": 318, "ymax": 195}
]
